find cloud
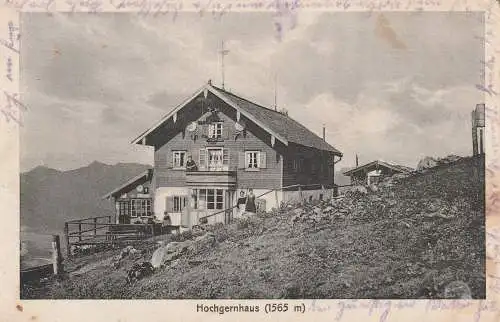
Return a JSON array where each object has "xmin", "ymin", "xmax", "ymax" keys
[
  {"xmin": 19, "ymin": 12, "xmax": 484, "ymax": 172},
  {"xmin": 284, "ymin": 77, "xmax": 482, "ymax": 169}
]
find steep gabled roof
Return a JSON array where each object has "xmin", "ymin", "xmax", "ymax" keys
[
  {"xmin": 343, "ymin": 160, "xmax": 413, "ymax": 176},
  {"xmin": 132, "ymin": 82, "xmax": 342, "ymax": 155},
  {"xmin": 210, "ymin": 86, "xmax": 342, "ymax": 154},
  {"xmin": 102, "ymin": 169, "xmax": 153, "ymax": 199}
]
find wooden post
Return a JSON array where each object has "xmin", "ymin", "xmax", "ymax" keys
[
  {"xmin": 64, "ymin": 222, "xmax": 70, "ymax": 257},
  {"xmin": 51, "ymin": 235, "xmax": 63, "ymax": 276},
  {"xmin": 78, "ymin": 223, "xmax": 82, "ymax": 242},
  {"xmin": 472, "ymin": 110, "xmax": 478, "ymax": 156},
  {"xmin": 94, "ymin": 217, "xmax": 98, "ymax": 236},
  {"xmin": 274, "ymin": 189, "xmax": 279, "ymax": 209},
  {"xmin": 479, "ymin": 127, "xmax": 484, "ymax": 155},
  {"xmin": 298, "ymin": 186, "xmax": 303, "ymax": 204},
  {"xmin": 321, "ymin": 185, "xmax": 325, "ymax": 200}
]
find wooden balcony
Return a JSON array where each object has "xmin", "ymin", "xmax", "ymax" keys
[{"xmin": 185, "ymin": 170, "xmax": 237, "ymax": 188}]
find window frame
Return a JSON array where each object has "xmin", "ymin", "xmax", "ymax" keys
[
  {"xmin": 245, "ymin": 150, "xmax": 260, "ymax": 170},
  {"xmin": 173, "ymin": 196, "xmax": 187, "ymax": 212},
  {"xmin": 172, "ymin": 150, "xmax": 187, "ymax": 169},
  {"xmin": 208, "ymin": 122, "xmax": 223, "ymax": 139},
  {"xmin": 129, "ymin": 198, "xmax": 152, "ymax": 218},
  {"xmin": 205, "ymin": 147, "xmax": 228, "ymax": 171},
  {"xmin": 193, "ymin": 188, "xmax": 224, "ymax": 210}
]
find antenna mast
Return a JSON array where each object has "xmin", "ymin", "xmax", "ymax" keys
[
  {"xmin": 219, "ymin": 40, "xmax": 230, "ymax": 89},
  {"xmin": 274, "ymin": 73, "xmax": 278, "ymax": 111}
]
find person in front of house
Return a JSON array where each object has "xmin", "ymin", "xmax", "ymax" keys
[
  {"xmin": 245, "ymin": 188, "xmax": 257, "ymax": 215},
  {"xmin": 236, "ymin": 190, "xmax": 247, "ymax": 218},
  {"xmin": 186, "ymin": 155, "xmax": 198, "ymax": 171},
  {"xmin": 162, "ymin": 211, "xmax": 172, "ymax": 234}
]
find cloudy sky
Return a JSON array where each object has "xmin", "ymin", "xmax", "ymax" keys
[{"xmin": 20, "ymin": 11, "xmax": 484, "ymax": 172}]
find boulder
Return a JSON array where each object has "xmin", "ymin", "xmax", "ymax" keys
[
  {"xmin": 443, "ymin": 281, "xmax": 472, "ymax": 299},
  {"xmin": 293, "ymin": 208, "xmax": 304, "ymax": 216},
  {"xmin": 120, "ymin": 245, "xmax": 138, "ymax": 259},
  {"xmin": 438, "ymin": 155, "xmax": 462, "ymax": 165},
  {"xmin": 417, "ymin": 157, "xmax": 438, "ymax": 171},
  {"xmin": 150, "ymin": 240, "xmax": 192, "ymax": 268},
  {"xmin": 323, "ymin": 206, "xmax": 334, "ymax": 213},
  {"xmin": 351, "ymin": 186, "xmax": 368, "ymax": 194},
  {"xmin": 189, "ymin": 232, "xmax": 216, "ymax": 253}
]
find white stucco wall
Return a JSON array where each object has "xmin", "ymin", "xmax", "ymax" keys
[{"xmin": 154, "ymin": 187, "xmax": 189, "ymax": 226}]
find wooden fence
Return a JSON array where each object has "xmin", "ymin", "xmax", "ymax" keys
[
  {"xmin": 196, "ymin": 183, "xmax": 351, "ymax": 225},
  {"xmin": 64, "ymin": 215, "xmax": 156, "ymax": 257}
]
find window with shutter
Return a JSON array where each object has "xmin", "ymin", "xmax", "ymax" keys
[{"xmin": 244, "ymin": 151, "xmax": 261, "ymax": 170}]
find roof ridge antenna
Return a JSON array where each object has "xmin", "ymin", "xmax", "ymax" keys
[
  {"xmin": 274, "ymin": 73, "xmax": 278, "ymax": 111},
  {"xmin": 219, "ymin": 40, "xmax": 230, "ymax": 90}
]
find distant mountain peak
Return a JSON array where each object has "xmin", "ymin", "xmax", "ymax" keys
[
  {"xmin": 24, "ymin": 165, "xmax": 61, "ymax": 176},
  {"xmin": 88, "ymin": 160, "xmax": 110, "ymax": 168}
]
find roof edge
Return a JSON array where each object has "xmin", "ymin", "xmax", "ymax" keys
[
  {"xmin": 102, "ymin": 169, "xmax": 153, "ymax": 200},
  {"xmin": 131, "ymin": 85, "xmax": 207, "ymax": 145},
  {"xmin": 343, "ymin": 160, "xmax": 412, "ymax": 176}
]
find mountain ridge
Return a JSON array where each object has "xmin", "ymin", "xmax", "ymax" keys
[{"xmin": 20, "ymin": 162, "xmax": 151, "ymax": 234}]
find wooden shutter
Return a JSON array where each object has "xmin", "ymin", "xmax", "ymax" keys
[
  {"xmin": 223, "ymin": 125, "xmax": 230, "ymax": 140},
  {"xmin": 260, "ymin": 152, "xmax": 267, "ymax": 169},
  {"xmin": 165, "ymin": 196, "xmax": 174, "ymax": 213},
  {"xmin": 199, "ymin": 148, "xmax": 207, "ymax": 169},
  {"xmin": 238, "ymin": 152, "xmax": 246, "ymax": 169},
  {"xmin": 207, "ymin": 124, "xmax": 214, "ymax": 138},
  {"xmin": 167, "ymin": 151, "xmax": 173, "ymax": 169},
  {"xmin": 200, "ymin": 124, "xmax": 207, "ymax": 138},
  {"xmin": 223, "ymin": 148, "xmax": 229, "ymax": 166}
]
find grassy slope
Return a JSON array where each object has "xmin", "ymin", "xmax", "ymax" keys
[{"xmin": 23, "ymin": 155, "xmax": 485, "ymax": 299}]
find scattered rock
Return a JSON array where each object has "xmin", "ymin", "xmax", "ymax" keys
[
  {"xmin": 126, "ymin": 261, "xmax": 154, "ymax": 284},
  {"xmin": 189, "ymin": 232, "xmax": 216, "ymax": 253},
  {"xmin": 120, "ymin": 245, "xmax": 139, "ymax": 259},
  {"xmin": 323, "ymin": 206, "xmax": 333, "ymax": 213},
  {"xmin": 438, "ymin": 155, "xmax": 462, "ymax": 165},
  {"xmin": 443, "ymin": 281, "xmax": 472, "ymax": 299},
  {"xmin": 150, "ymin": 240, "xmax": 192, "ymax": 268},
  {"xmin": 417, "ymin": 156, "xmax": 439, "ymax": 171}
]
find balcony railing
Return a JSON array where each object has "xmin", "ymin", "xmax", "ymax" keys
[{"xmin": 185, "ymin": 170, "xmax": 237, "ymax": 187}]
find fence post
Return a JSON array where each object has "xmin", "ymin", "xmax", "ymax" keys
[
  {"xmin": 78, "ymin": 223, "xmax": 82, "ymax": 242},
  {"xmin": 64, "ymin": 222, "xmax": 70, "ymax": 257},
  {"xmin": 51, "ymin": 235, "xmax": 63, "ymax": 276},
  {"xmin": 298, "ymin": 186, "xmax": 303, "ymax": 203},
  {"xmin": 94, "ymin": 217, "xmax": 98, "ymax": 236},
  {"xmin": 274, "ymin": 189, "xmax": 279, "ymax": 209}
]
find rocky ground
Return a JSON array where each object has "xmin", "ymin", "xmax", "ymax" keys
[{"xmin": 21, "ymin": 155, "xmax": 485, "ymax": 299}]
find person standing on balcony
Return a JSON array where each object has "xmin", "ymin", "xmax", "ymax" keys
[
  {"xmin": 186, "ymin": 155, "xmax": 198, "ymax": 171},
  {"xmin": 245, "ymin": 188, "xmax": 256, "ymax": 215}
]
